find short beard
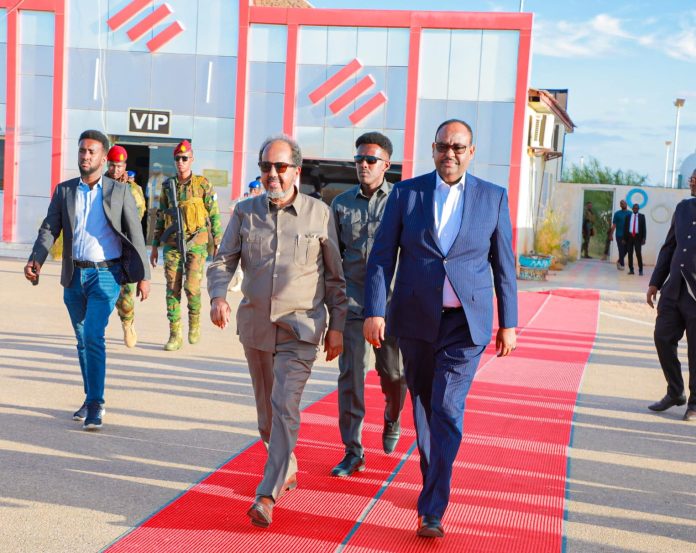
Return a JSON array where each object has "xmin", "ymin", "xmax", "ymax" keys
[{"xmin": 267, "ymin": 187, "xmax": 292, "ymax": 201}]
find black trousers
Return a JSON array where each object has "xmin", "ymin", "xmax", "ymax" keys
[
  {"xmin": 654, "ymin": 281, "xmax": 696, "ymax": 407},
  {"xmin": 625, "ymin": 236, "xmax": 643, "ymax": 271}
]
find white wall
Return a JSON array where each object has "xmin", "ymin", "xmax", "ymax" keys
[{"xmin": 550, "ymin": 182, "xmax": 691, "ymax": 265}]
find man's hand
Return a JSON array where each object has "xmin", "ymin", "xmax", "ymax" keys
[
  {"xmin": 496, "ymin": 327, "xmax": 517, "ymax": 357},
  {"xmin": 137, "ymin": 280, "xmax": 150, "ymax": 301},
  {"xmin": 24, "ymin": 259, "xmax": 41, "ymax": 284},
  {"xmin": 324, "ymin": 329, "xmax": 343, "ymax": 361},
  {"xmin": 210, "ymin": 297, "xmax": 231, "ymax": 329},
  {"xmin": 213, "ymin": 245, "xmax": 219, "ymax": 258},
  {"xmin": 363, "ymin": 316, "xmax": 386, "ymax": 348},
  {"xmin": 149, "ymin": 247, "xmax": 158, "ymax": 268},
  {"xmin": 647, "ymin": 285, "xmax": 658, "ymax": 308}
]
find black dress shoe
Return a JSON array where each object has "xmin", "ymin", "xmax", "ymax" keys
[
  {"xmin": 331, "ymin": 453, "xmax": 365, "ymax": 477},
  {"xmin": 382, "ymin": 418, "xmax": 401, "ymax": 454},
  {"xmin": 639, "ymin": 270, "xmax": 643, "ymax": 276},
  {"xmin": 683, "ymin": 408, "xmax": 696, "ymax": 421},
  {"xmin": 627, "ymin": 270, "xmax": 635, "ymax": 275},
  {"xmin": 247, "ymin": 496, "xmax": 274, "ymax": 528},
  {"xmin": 648, "ymin": 394, "xmax": 686, "ymax": 412},
  {"xmin": 417, "ymin": 515, "xmax": 444, "ymax": 538}
]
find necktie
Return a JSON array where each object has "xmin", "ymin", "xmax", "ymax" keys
[{"xmin": 632, "ymin": 215, "xmax": 637, "ymax": 237}]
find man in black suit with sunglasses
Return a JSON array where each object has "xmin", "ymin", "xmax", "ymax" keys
[{"xmin": 329, "ymin": 132, "xmax": 406, "ymax": 478}]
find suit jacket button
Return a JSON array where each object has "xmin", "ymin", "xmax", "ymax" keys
[
  {"xmin": 684, "ymin": 249, "xmax": 687, "ymax": 252},
  {"xmin": 681, "ymin": 264, "xmax": 685, "ymax": 267}
]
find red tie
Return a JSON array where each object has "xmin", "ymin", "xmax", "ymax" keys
[{"xmin": 632, "ymin": 215, "xmax": 637, "ymax": 237}]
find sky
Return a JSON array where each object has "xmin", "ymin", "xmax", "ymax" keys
[{"xmin": 313, "ymin": 0, "xmax": 696, "ymax": 186}]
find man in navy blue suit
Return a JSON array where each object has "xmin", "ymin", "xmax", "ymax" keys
[{"xmin": 364, "ymin": 119, "xmax": 518, "ymax": 538}]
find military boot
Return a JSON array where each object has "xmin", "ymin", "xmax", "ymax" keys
[
  {"xmin": 188, "ymin": 314, "xmax": 201, "ymax": 344},
  {"xmin": 122, "ymin": 319, "xmax": 137, "ymax": 348},
  {"xmin": 164, "ymin": 322, "xmax": 183, "ymax": 351}
]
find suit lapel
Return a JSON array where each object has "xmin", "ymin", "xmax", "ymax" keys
[
  {"xmin": 102, "ymin": 176, "xmax": 114, "ymax": 224},
  {"xmin": 66, "ymin": 179, "xmax": 78, "ymax": 231},
  {"xmin": 420, "ymin": 171, "xmax": 441, "ymax": 251},
  {"xmin": 449, "ymin": 173, "xmax": 478, "ymax": 253}
]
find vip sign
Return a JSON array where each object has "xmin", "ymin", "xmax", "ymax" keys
[{"xmin": 129, "ymin": 108, "xmax": 172, "ymax": 135}]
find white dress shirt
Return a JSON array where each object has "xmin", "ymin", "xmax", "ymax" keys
[
  {"xmin": 434, "ymin": 172, "xmax": 465, "ymax": 308},
  {"xmin": 72, "ymin": 178, "xmax": 122, "ymax": 262}
]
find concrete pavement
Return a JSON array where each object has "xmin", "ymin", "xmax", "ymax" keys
[{"xmin": 0, "ymin": 255, "xmax": 694, "ymax": 552}]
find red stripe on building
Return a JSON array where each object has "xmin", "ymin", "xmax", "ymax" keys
[
  {"xmin": 107, "ymin": 0, "xmax": 151, "ymax": 31},
  {"xmin": 349, "ymin": 91, "xmax": 387, "ymax": 125},
  {"xmin": 146, "ymin": 21, "xmax": 184, "ymax": 52},
  {"xmin": 283, "ymin": 23, "xmax": 299, "ymax": 136},
  {"xmin": 308, "ymin": 58, "xmax": 362, "ymax": 104},
  {"xmin": 401, "ymin": 24, "xmax": 421, "ymax": 181},
  {"xmin": 329, "ymin": 75, "xmax": 374, "ymax": 115},
  {"xmin": 127, "ymin": 3, "xmax": 171, "ymax": 42},
  {"xmin": 232, "ymin": 1, "xmax": 251, "ymax": 200},
  {"xmin": 2, "ymin": 7, "xmax": 18, "ymax": 242}
]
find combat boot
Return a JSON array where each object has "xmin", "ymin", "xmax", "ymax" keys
[
  {"xmin": 122, "ymin": 319, "xmax": 137, "ymax": 348},
  {"xmin": 164, "ymin": 322, "xmax": 183, "ymax": 351},
  {"xmin": 188, "ymin": 314, "xmax": 201, "ymax": 344}
]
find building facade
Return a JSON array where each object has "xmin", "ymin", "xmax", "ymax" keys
[{"xmin": 0, "ymin": 1, "xmax": 532, "ymax": 249}]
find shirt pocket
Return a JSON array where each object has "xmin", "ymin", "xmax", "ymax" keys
[
  {"xmin": 243, "ymin": 235, "xmax": 263, "ymax": 268},
  {"xmin": 294, "ymin": 233, "xmax": 322, "ymax": 266}
]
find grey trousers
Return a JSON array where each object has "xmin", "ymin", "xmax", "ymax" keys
[
  {"xmin": 244, "ymin": 327, "xmax": 318, "ymax": 500},
  {"xmin": 337, "ymin": 317, "xmax": 406, "ymax": 457}
]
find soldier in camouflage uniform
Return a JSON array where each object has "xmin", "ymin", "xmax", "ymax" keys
[
  {"xmin": 107, "ymin": 145, "xmax": 147, "ymax": 348},
  {"xmin": 150, "ymin": 140, "xmax": 222, "ymax": 351}
]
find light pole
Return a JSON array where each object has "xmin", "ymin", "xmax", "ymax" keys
[
  {"xmin": 664, "ymin": 140, "xmax": 672, "ymax": 187},
  {"xmin": 671, "ymin": 98, "xmax": 685, "ymax": 188}
]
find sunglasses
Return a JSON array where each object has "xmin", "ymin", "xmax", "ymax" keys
[
  {"xmin": 258, "ymin": 161, "xmax": 297, "ymax": 174},
  {"xmin": 354, "ymin": 155, "xmax": 385, "ymax": 165},
  {"xmin": 174, "ymin": 156, "xmax": 189, "ymax": 162},
  {"xmin": 434, "ymin": 142, "xmax": 470, "ymax": 154}
]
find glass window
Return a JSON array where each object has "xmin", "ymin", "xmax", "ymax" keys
[
  {"xmin": 327, "ymin": 27, "xmax": 358, "ymax": 66},
  {"xmin": 248, "ymin": 24, "xmax": 287, "ymax": 63},
  {"xmin": 298, "ymin": 26, "xmax": 327, "ymax": 65},
  {"xmin": 479, "ymin": 31, "xmax": 519, "ymax": 102},
  {"xmin": 19, "ymin": 10, "xmax": 54, "ymax": 46},
  {"xmin": 387, "ymin": 28, "xmax": 409, "ymax": 67},
  {"xmin": 448, "ymin": 31, "xmax": 481, "ymax": 102},
  {"xmin": 357, "ymin": 28, "xmax": 388, "ymax": 66},
  {"xmin": 196, "ymin": 0, "xmax": 238, "ymax": 56},
  {"xmin": 418, "ymin": 30, "xmax": 450, "ymax": 100}
]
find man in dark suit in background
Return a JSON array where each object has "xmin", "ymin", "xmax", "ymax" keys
[
  {"xmin": 623, "ymin": 202, "xmax": 647, "ymax": 275},
  {"xmin": 647, "ymin": 169, "xmax": 696, "ymax": 422},
  {"xmin": 24, "ymin": 129, "xmax": 150, "ymax": 431},
  {"xmin": 363, "ymin": 119, "xmax": 518, "ymax": 539}
]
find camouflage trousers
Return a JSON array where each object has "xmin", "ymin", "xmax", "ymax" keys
[
  {"xmin": 116, "ymin": 283, "xmax": 136, "ymax": 323},
  {"xmin": 163, "ymin": 244, "xmax": 207, "ymax": 324}
]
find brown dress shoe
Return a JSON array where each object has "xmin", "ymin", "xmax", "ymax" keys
[
  {"xmin": 247, "ymin": 496, "xmax": 274, "ymax": 528},
  {"xmin": 683, "ymin": 408, "xmax": 696, "ymax": 422}
]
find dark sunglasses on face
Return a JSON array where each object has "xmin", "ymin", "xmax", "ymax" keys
[
  {"xmin": 434, "ymin": 142, "xmax": 469, "ymax": 154},
  {"xmin": 258, "ymin": 161, "xmax": 297, "ymax": 174},
  {"xmin": 175, "ymin": 156, "xmax": 189, "ymax": 162},
  {"xmin": 354, "ymin": 155, "xmax": 384, "ymax": 165}
]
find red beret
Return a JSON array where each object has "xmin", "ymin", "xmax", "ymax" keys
[
  {"xmin": 174, "ymin": 140, "xmax": 192, "ymax": 157},
  {"xmin": 107, "ymin": 145, "xmax": 128, "ymax": 162}
]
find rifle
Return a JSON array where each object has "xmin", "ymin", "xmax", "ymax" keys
[{"xmin": 159, "ymin": 179, "xmax": 187, "ymax": 276}]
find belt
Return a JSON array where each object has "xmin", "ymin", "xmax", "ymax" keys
[
  {"xmin": 73, "ymin": 258, "xmax": 120, "ymax": 269},
  {"xmin": 442, "ymin": 306, "xmax": 463, "ymax": 314}
]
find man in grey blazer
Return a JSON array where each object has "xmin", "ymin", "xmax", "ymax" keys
[{"xmin": 24, "ymin": 129, "xmax": 150, "ymax": 431}]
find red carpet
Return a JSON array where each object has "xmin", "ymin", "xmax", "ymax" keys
[{"xmin": 105, "ymin": 290, "xmax": 598, "ymax": 553}]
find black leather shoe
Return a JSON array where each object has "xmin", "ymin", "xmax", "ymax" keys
[
  {"xmin": 683, "ymin": 408, "xmax": 696, "ymax": 421},
  {"xmin": 648, "ymin": 394, "xmax": 686, "ymax": 412},
  {"xmin": 382, "ymin": 418, "xmax": 401, "ymax": 454},
  {"xmin": 331, "ymin": 453, "xmax": 365, "ymax": 477},
  {"xmin": 247, "ymin": 496, "xmax": 274, "ymax": 528},
  {"xmin": 627, "ymin": 270, "xmax": 635, "ymax": 275},
  {"xmin": 639, "ymin": 270, "xmax": 644, "ymax": 276},
  {"xmin": 417, "ymin": 515, "xmax": 444, "ymax": 538}
]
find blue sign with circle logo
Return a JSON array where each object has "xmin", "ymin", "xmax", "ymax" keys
[{"xmin": 626, "ymin": 188, "xmax": 648, "ymax": 209}]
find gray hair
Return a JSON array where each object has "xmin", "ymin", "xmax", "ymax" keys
[{"xmin": 258, "ymin": 134, "xmax": 303, "ymax": 167}]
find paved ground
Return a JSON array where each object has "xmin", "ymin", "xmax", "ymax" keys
[{"xmin": 0, "ymin": 255, "xmax": 694, "ymax": 552}]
